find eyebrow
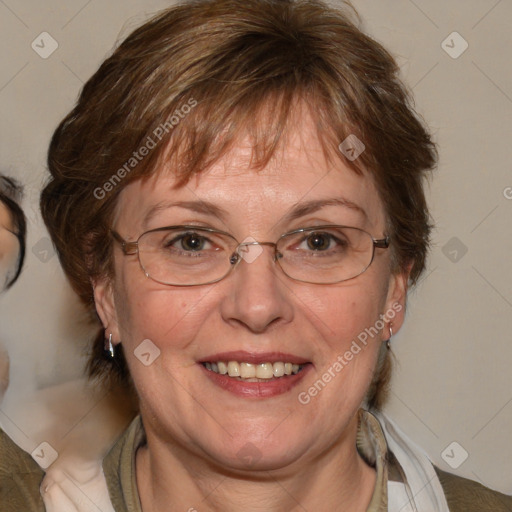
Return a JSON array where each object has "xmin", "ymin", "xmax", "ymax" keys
[
  {"xmin": 141, "ymin": 196, "xmax": 367, "ymax": 231},
  {"xmin": 282, "ymin": 197, "xmax": 368, "ymax": 224},
  {"xmin": 142, "ymin": 200, "xmax": 229, "ymax": 230}
]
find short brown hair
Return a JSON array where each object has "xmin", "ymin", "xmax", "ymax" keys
[{"xmin": 41, "ymin": 0, "xmax": 437, "ymax": 408}]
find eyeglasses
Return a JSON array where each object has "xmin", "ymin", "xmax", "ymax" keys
[{"xmin": 111, "ymin": 225, "xmax": 389, "ymax": 286}]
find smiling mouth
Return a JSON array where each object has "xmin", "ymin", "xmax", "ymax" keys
[{"xmin": 201, "ymin": 361, "xmax": 307, "ymax": 382}]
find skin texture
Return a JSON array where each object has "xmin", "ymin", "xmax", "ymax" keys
[
  {"xmin": 0, "ymin": 202, "xmax": 18, "ymax": 403},
  {"xmin": 94, "ymin": 109, "xmax": 409, "ymax": 511},
  {"xmin": 0, "ymin": 202, "xmax": 19, "ymax": 293}
]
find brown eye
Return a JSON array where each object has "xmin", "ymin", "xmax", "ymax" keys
[
  {"xmin": 180, "ymin": 233, "xmax": 206, "ymax": 251},
  {"xmin": 306, "ymin": 233, "xmax": 331, "ymax": 251},
  {"xmin": 161, "ymin": 232, "xmax": 211, "ymax": 253}
]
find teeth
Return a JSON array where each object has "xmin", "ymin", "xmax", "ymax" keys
[
  {"xmin": 273, "ymin": 362, "xmax": 285, "ymax": 377},
  {"xmin": 240, "ymin": 362, "xmax": 256, "ymax": 378},
  {"xmin": 203, "ymin": 360, "xmax": 305, "ymax": 379},
  {"xmin": 227, "ymin": 361, "xmax": 240, "ymax": 377},
  {"xmin": 256, "ymin": 363, "xmax": 274, "ymax": 379}
]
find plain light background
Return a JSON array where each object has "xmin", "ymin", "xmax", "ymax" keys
[{"xmin": 0, "ymin": 0, "xmax": 511, "ymax": 496}]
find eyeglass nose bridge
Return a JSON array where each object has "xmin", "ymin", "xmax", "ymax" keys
[{"xmin": 229, "ymin": 240, "xmax": 283, "ymax": 266}]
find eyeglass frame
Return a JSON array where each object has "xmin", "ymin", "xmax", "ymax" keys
[{"xmin": 111, "ymin": 224, "xmax": 390, "ymax": 286}]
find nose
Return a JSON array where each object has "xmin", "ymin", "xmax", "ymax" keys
[{"xmin": 219, "ymin": 244, "xmax": 294, "ymax": 333}]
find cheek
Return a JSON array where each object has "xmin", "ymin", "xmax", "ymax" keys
[
  {"xmin": 303, "ymin": 283, "xmax": 387, "ymax": 350},
  {"xmin": 295, "ymin": 278, "xmax": 389, "ymax": 408},
  {"xmin": 114, "ymin": 270, "xmax": 210, "ymax": 355},
  {"xmin": 298, "ymin": 286, "xmax": 385, "ymax": 412},
  {"xmin": 0, "ymin": 233, "xmax": 19, "ymax": 288}
]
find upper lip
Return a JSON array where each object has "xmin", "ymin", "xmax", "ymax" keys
[{"xmin": 199, "ymin": 351, "xmax": 310, "ymax": 365}]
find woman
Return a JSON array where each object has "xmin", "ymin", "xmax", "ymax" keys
[
  {"xmin": 3, "ymin": 0, "xmax": 511, "ymax": 510},
  {"xmin": 0, "ymin": 174, "xmax": 27, "ymax": 405},
  {"xmin": 0, "ymin": 174, "xmax": 42, "ymax": 511},
  {"xmin": 0, "ymin": 175, "xmax": 27, "ymax": 409},
  {"xmin": 0, "ymin": 175, "xmax": 26, "ymax": 294}
]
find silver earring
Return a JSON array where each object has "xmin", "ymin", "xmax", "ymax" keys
[
  {"xmin": 386, "ymin": 325, "xmax": 393, "ymax": 350},
  {"xmin": 105, "ymin": 333, "xmax": 115, "ymax": 358}
]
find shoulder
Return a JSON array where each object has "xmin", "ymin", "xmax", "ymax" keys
[
  {"xmin": 0, "ymin": 428, "xmax": 45, "ymax": 511},
  {"xmin": 434, "ymin": 466, "xmax": 512, "ymax": 512}
]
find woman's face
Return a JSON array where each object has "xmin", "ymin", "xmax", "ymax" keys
[
  {"xmin": 0, "ymin": 201, "xmax": 20, "ymax": 292},
  {"xmin": 95, "ymin": 111, "xmax": 408, "ymax": 471}
]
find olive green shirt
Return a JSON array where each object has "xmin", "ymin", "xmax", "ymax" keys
[
  {"xmin": 2, "ymin": 411, "xmax": 511, "ymax": 511},
  {"xmin": 101, "ymin": 411, "xmax": 512, "ymax": 511},
  {"xmin": 0, "ymin": 428, "xmax": 45, "ymax": 511},
  {"xmin": 101, "ymin": 411, "xmax": 390, "ymax": 511}
]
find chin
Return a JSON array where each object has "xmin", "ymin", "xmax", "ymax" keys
[
  {"xmin": 214, "ymin": 446, "xmax": 304, "ymax": 474},
  {"xmin": 206, "ymin": 429, "xmax": 309, "ymax": 473}
]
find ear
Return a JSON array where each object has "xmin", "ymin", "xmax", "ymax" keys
[
  {"xmin": 92, "ymin": 276, "xmax": 121, "ymax": 343},
  {"xmin": 382, "ymin": 263, "xmax": 412, "ymax": 339}
]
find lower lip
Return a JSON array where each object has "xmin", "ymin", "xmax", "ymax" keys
[{"xmin": 199, "ymin": 364, "xmax": 312, "ymax": 398}]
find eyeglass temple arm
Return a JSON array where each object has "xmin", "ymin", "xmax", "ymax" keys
[{"xmin": 111, "ymin": 230, "xmax": 138, "ymax": 255}]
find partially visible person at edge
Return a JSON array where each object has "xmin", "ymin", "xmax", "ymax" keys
[
  {"xmin": 0, "ymin": 175, "xmax": 26, "ymax": 294},
  {"xmin": 0, "ymin": 174, "xmax": 39, "ymax": 509},
  {"xmin": 2, "ymin": 0, "xmax": 511, "ymax": 510}
]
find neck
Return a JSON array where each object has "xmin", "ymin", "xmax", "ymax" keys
[{"xmin": 136, "ymin": 414, "xmax": 377, "ymax": 512}]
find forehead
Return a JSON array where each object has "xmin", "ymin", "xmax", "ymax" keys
[{"xmin": 114, "ymin": 110, "xmax": 386, "ymax": 235}]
